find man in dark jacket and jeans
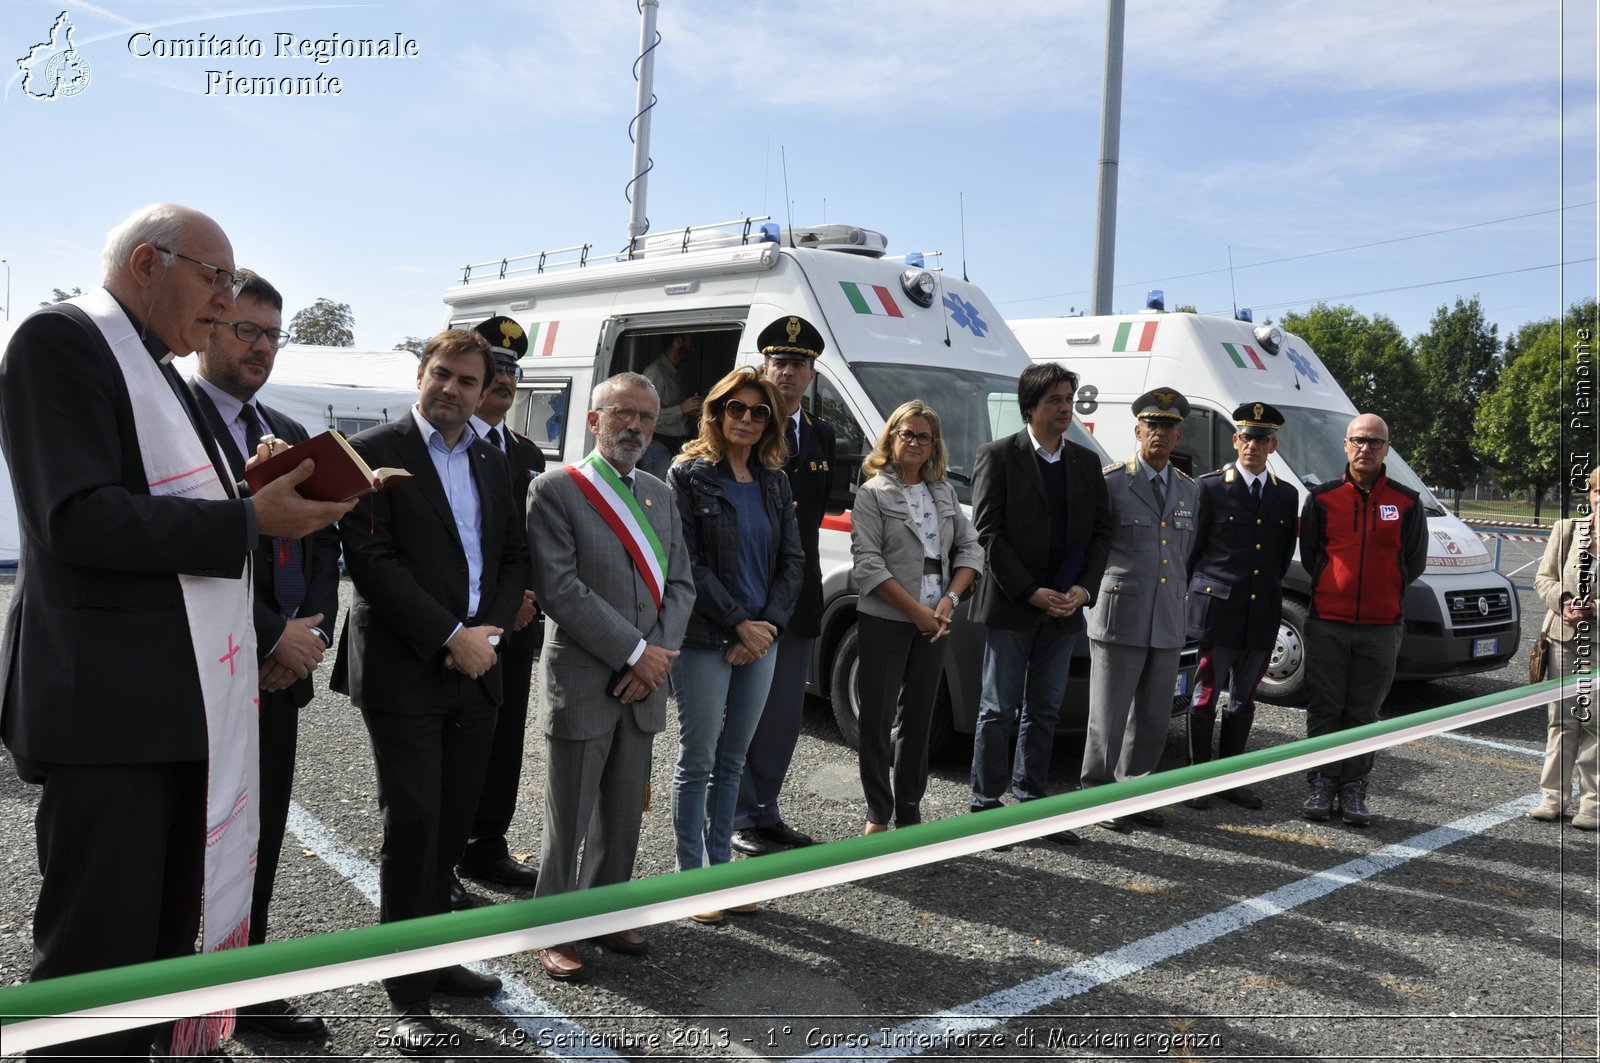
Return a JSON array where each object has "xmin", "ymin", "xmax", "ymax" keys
[{"xmin": 1299, "ymin": 412, "xmax": 1427, "ymax": 826}]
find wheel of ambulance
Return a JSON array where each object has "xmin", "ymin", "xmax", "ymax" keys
[
  {"xmin": 1258, "ymin": 597, "xmax": 1311, "ymax": 705},
  {"xmin": 830, "ymin": 620, "xmax": 957, "ymax": 754},
  {"xmin": 830, "ymin": 623, "xmax": 863, "ymax": 750}
]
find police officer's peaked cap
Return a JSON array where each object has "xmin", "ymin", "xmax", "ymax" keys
[
  {"xmin": 474, "ymin": 315, "xmax": 529, "ymax": 362},
  {"xmin": 1132, "ymin": 387, "xmax": 1190, "ymax": 422},
  {"xmin": 1232, "ymin": 400, "xmax": 1285, "ymax": 438},
  {"xmin": 757, "ymin": 315, "xmax": 825, "ymax": 360}
]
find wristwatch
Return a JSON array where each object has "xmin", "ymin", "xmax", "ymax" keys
[{"xmin": 945, "ymin": 591, "xmax": 961, "ymax": 609}]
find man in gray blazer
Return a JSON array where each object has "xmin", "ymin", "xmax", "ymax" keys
[
  {"xmin": 1081, "ymin": 388, "xmax": 1198, "ymax": 832},
  {"xmin": 527, "ymin": 371, "xmax": 693, "ymax": 982}
]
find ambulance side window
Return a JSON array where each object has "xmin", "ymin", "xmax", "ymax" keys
[
  {"xmin": 512, "ymin": 380, "xmax": 572, "ymax": 461},
  {"xmin": 811, "ymin": 374, "xmax": 867, "ymax": 514},
  {"xmin": 1174, "ymin": 406, "xmax": 1232, "ymax": 478}
]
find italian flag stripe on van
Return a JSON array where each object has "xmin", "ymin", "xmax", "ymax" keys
[
  {"xmin": 1222, "ymin": 341, "xmax": 1267, "ymax": 370},
  {"xmin": 1113, "ymin": 320, "xmax": 1158, "ymax": 352},
  {"xmin": 526, "ymin": 321, "xmax": 561, "ymax": 356},
  {"xmin": 840, "ymin": 281, "xmax": 903, "ymax": 317}
]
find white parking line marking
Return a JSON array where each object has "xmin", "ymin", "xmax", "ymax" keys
[
  {"xmin": 794, "ymin": 795, "xmax": 1537, "ymax": 1060},
  {"xmin": 285, "ymin": 802, "xmax": 622, "ymax": 1060}
]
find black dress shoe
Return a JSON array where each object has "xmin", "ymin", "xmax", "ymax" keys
[
  {"xmin": 1221, "ymin": 785, "xmax": 1264, "ymax": 810},
  {"xmin": 458, "ymin": 853, "xmax": 539, "ymax": 889},
  {"xmin": 1041, "ymin": 828, "xmax": 1082, "ymax": 846},
  {"xmin": 448, "ymin": 874, "xmax": 491, "ymax": 911},
  {"xmin": 1098, "ymin": 817, "xmax": 1133, "ymax": 833},
  {"xmin": 389, "ymin": 1007, "xmax": 442, "ymax": 1057},
  {"xmin": 1128, "ymin": 808, "xmax": 1165, "ymax": 828},
  {"xmin": 435, "ymin": 964, "xmax": 501, "ymax": 998},
  {"xmin": 235, "ymin": 998, "xmax": 328, "ymax": 1039},
  {"xmin": 1184, "ymin": 793, "xmax": 1213, "ymax": 810},
  {"xmin": 731, "ymin": 828, "xmax": 786, "ymax": 856},
  {"xmin": 761, "ymin": 820, "xmax": 815, "ymax": 847}
]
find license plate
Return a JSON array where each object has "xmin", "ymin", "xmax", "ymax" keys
[
  {"xmin": 1174, "ymin": 672, "xmax": 1189, "ymax": 696},
  {"xmin": 1472, "ymin": 637, "xmax": 1499, "ymax": 659}
]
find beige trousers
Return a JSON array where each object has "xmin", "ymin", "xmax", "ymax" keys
[{"xmin": 1541, "ymin": 635, "xmax": 1600, "ymax": 814}]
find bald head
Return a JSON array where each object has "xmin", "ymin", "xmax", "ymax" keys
[
  {"xmin": 1343, "ymin": 412, "xmax": 1391, "ymax": 486},
  {"xmin": 101, "ymin": 203, "xmax": 237, "ymax": 358}
]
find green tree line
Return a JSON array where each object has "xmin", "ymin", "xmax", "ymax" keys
[{"xmin": 1280, "ymin": 296, "xmax": 1599, "ymax": 521}]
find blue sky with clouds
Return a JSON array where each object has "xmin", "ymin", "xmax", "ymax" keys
[{"xmin": 2, "ymin": 1, "xmax": 1594, "ymax": 350}]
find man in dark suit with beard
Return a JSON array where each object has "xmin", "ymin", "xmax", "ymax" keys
[
  {"xmin": 332, "ymin": 328, "xmax": 529, "ymax": 1054},
  {"xmin": 188, "ymin": 269, "xmax": 339, "ymax": 1040}
]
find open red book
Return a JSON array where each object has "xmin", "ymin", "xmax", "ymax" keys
[{"xmin": 242, "ymin": 429, "xmax": 412, "ymax": 502}]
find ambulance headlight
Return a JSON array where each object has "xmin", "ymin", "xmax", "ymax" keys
[
  {"xmin": 901, "ymin": 269, "xmax": 937, "ymax": 307},
  {"xmin": 1253, "ymin": 324, "xmax": 1284, "ymax": 355}
]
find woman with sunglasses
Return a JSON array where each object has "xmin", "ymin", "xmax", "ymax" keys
[
  {"xmin": 667, "ymin": 367, "xmax": 804, "ymax": 919},
  {"xmin": 850, "ymin": 400, "xmax": 982, "ymax": 834}
]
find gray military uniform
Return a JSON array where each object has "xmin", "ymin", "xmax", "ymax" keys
[{"xmin": 1081, "ymin": 454, "xmax": 1199, "ymax": 786}]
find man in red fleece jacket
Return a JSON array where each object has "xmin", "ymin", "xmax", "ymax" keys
[{"xmin": 1299, "ymin": 412, "xmax": 1427, "ymax": 827}]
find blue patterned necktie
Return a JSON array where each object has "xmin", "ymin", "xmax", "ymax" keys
[{"xmin": 240, "ymin": 403, "xmax": 305, "ymax": 619}]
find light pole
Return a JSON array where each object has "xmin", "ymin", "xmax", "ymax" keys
[{"xmin": 1, "ymin": 259, "xmax": 9, "ymax": 321}]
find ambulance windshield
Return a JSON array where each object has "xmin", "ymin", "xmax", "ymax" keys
[
  {"xmin": 1274, "ymin": 405, "xmax": 1447, "ymax": 516},
  {"xmin": 853, "ymin": 363, "xmax": 1108, "ymax": 504}
]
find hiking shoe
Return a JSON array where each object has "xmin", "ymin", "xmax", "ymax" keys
[
  {"xmin": 1302, "ymin": 776, "xmax": 1336, "ymax": 821},
  {"xmin": 1338, "ymin": 781, "xmax": 1373, "ymax": 827}
]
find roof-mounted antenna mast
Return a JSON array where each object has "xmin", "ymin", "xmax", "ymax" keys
[{"xmin": 625, "ymin": 0, "xmax": 661, "ymax": 259}]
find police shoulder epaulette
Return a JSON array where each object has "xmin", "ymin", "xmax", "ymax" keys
[
  {"xmin": 1173, "ymin": 466, "xmax": 1194, "ymax": 482},
  {"xmin": 1104, "ymin": 460, "xmax": 1124, "ymax": 475},
  {"xmin": 1219, "ymin": 466, "xmax": 1236, "ymax": 483}
]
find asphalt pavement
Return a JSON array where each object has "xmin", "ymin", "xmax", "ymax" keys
[{"xmin": 1, "ymin": 555, "xmax": 1596, "ymax": 1061}]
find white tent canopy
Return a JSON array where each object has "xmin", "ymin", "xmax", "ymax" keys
[
  {"xmin": 0, "ymin": 341, "xmax": 420, "ymax": 566},
  {"xmin": 254, "ymin": 344, "xmax": 420, "ymax": 436}
]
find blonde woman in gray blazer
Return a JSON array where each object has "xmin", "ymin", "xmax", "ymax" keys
[
  {"xmin": 851, "ymin": 400, "xmax": 982, "ymax": 832},
  {"xmin": 1531, "ymin": 467, "xmax": 1599, "ymax": 829}
]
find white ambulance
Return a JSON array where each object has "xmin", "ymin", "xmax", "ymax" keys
[
  {"xmin": 1008, "ymin": 307, "xmax": 1519, "ymax": 703},
  {"xmin": 440, "ymin": 218, "xmax": 1191, "ymax": 747}
]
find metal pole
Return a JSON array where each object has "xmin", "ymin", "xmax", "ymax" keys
[
  {"xmin": 626, "ymin": 0, "xmax": 660, "ymax": 255},
  {"xmin": 2, "ymin": 259, "xmax": 9, "ymax": 321},
  {"xmin": 1089, "ymin": 0, "xmax": 1125, "ymax": 316}
]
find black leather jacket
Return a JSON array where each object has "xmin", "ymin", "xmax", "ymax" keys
[{"xmin": 668, "ymin": 456, "xmax": 805, "ymax": 651}]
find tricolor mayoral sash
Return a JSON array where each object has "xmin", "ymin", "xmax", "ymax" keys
[
  {"xmin": 71, "ymin": 289, "xmax": 259, "ymax": 1054},
  {"xmin": 563, "ymin": 452, "xmax": 667, "ymax": 607}
]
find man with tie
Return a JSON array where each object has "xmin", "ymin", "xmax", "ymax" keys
[
  {"xmin": 1181, "ymin": 402, "xmax": 1298, "ymax": 812},
  {"xmin": 456, "ymin": 315, "xmax": 546, "ymax": 903},
  {"xmin": 968, "ymin": 362, "xmax": 1112, "ymax": 844},
  {"xmin": 527, "ymin": 372, "xmax": 693, "ymax": 981},
  {"xmin": 188, "ymin": 270, "xmax": 340, "ymax": 1039},
  {"xmin": 1080, "ymin": 387, "xmax": 1199, "ymax": 833},
  {"xmin": 0, "ymin": 204, "xmax": 351, "ymax": 1059},
  {"xmin": 331, "ymin": 328, "xmax": 529, "ymax": 1053},
  {"xmin": 731, "ymin": 316, "xmax": 838, "ymax": 856}
]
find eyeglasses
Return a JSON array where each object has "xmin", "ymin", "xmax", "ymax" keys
[
  {"xmin": 155, "ymin": 247, "xmax": 243, "ymax": 296},
  {"xmin": 215, "ymin": 320, "xmax": 290, "ymax": 349},
  {"xmin": 492, "ymin": 359, "xmax": 523, "ymax": 382},
  {"xmin": 721, "ymin": 399, "xmax": 773, "ymax": 423},
  {"xmin": 895, "ymin": 429, "xmax": 934, "ymax": 447},
  {"xmin": 1345, "ymin": 436, "xmax": 1389, "ymax": 450},
  {"xmin": 597, "ymin": 404, "xmax": 658, "ymax": 426}
]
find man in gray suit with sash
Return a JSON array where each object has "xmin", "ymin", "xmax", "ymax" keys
[
  {"xmin": 1081, "ymin": 387, "xmax": 1198, "ymax": 833},
  {"xmin": 527, "ymin": 371, "xmax": 693, "ymax": 982}
]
